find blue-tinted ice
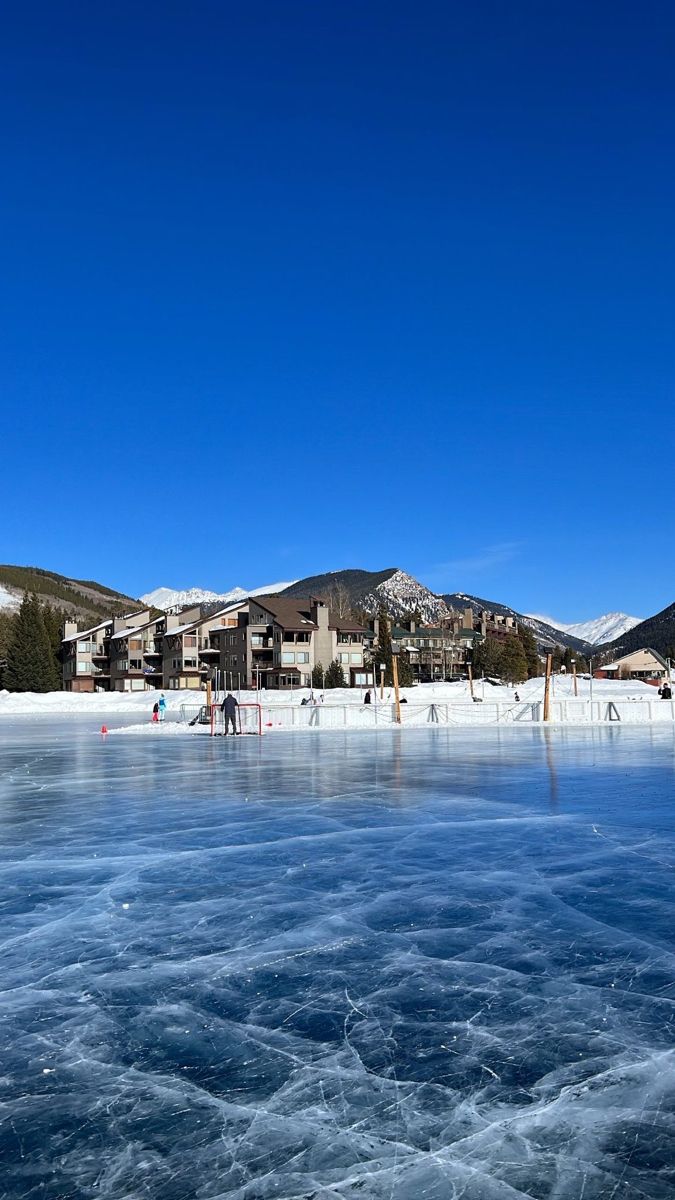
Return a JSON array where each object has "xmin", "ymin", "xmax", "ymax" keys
[{"xmin": 2, "ymin": 720, "xmax": 675, "ymax": 1198}]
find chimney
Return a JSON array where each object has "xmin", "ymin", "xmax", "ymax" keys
[
  {"xmin": 63, "ymin": 621, "xmax": 78, "ymax": 640},
  {"xmin": 310, "ymin": 597, "xmax": 329, "ymax": 629}
]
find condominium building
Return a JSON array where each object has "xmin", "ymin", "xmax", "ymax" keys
[
  {"xmin": 210, "ymin": 595, "xmax": 369, "ymax": 689},
  {"xmin": 62, "ymin": 602, "xmax": 246, "ymax": 692},
  {"xmin": 62, "ymin": 610, "xmax": 151, "ymax": 692}
]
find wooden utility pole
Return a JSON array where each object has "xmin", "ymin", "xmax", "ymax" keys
[
  {"xmin": 380, "ymin": 662, "xmax": 385, "ymax": 700},
  {"xmin": 572, "ymin": 660, "xmax": 578, "ymax": 697},
  {"xmin": 206, "ymin": 678, "xmax": 212, "ymax": 710},
  {"xmin": 543, "ymin": 653, "xmax": 552, "ymax": 721},
  {"xmin": 468, "ymin": 662, "xmax": 475, "ymax": 700},
  {"xmin": 392, "ymin": 654, "xmax": 402, "ymax": 723}
]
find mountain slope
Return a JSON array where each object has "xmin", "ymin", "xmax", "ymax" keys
[
  {"xmin": 526, "ymin": 611, "xmax": 642, "ymax": 646},
  {"xmin": 443, "ymin": 592, "xmax": 592, "ymax": 652},
  {"xmin": 597, "ymin": 602, "xmax": 675, "ymax": 659},
  {"xmin": 0, "ymin": 565, "xmax": 138, "ymax": 622},
  {"xmin": 565, "ymin": 613, "xmax": 642, "ymax": 645},
  {"xmin": 281, "ymin": 568, "xmax": 451, "ymax": 623}
]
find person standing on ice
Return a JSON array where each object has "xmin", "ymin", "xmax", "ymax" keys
[
  {"xmin": 364, "ymin": 689, "xmax": 372, "ymax": 704},
  {"xmin": 151, "ymin": 700, "xmax": 159, "ymax": 723},
  {"xmin": 221, "ymin": 691, "xmax": 238, "ymax": 734},
  {"xmin": 158, "ymin": 693, "xmax": 167, "ymax": 722}
]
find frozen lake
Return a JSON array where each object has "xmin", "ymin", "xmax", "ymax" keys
[{"xmin": 2, "ymin": 721, "xmax": 675, "ymax": 1199}]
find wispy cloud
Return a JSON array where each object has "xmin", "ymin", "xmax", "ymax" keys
[{"xmin": 425, "ymin": 541, "xmax": 522, "ymax": 588}]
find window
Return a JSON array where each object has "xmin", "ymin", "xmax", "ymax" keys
[
  {"xmin": 129, "ymin": 659, "xmax": 142, "ymax": 670},
  {"xmin": 283, "ymin": 632, "xmax": 295, "ymax": 643},
  {"xmin": 76, "ymin": 661, "xmax": 90, "ymax": 674},
  {"xmin": 184, "ymin": 636, "xmax": 197, "ymax": 648},
  {"xmin": 129, "ymin": 639, "xmax": 142, "ymax": 651},
  {"xmin": 184, "ymin": 657, "xmax": 197, "ymax": 668},
  {"xmin": 282, "ymin": 651, "xmax": 295, "ymax": 664},
  {"xmin": 296, "ymin": 632, "xmax": 310, "ymax": 643},
  {"xmin": 78, "ymin": 641, "xmax": 92, "ymax": 654},
  {"xmin": 339, "ymin": 653, "xmax": 350, "ymax": 664},
  {"xmin": 350, "ymin": 653, "xmax": 362, "ymax": 664},
  {"xmin": 172, "ymin": 658, "xmax": 181, "ymax": 669},
  {"xmin": 117, "ymin": 659, "xmax": 129, "ymax": 672},
  {"xmin": 338, "ymin": 633, "xmax": 349, "ymax": 644},
  {"xmin": 297, "ymin": 652, "xmax": 309, "ymax": 664}
]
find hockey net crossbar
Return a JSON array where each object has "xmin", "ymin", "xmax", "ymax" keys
[{"xmin": 211, "ymin": 702, "xmax": 263, "ymax": 736}]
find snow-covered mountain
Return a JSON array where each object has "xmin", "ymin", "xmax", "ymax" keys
[
  {"xmin": 362, "ymin": 569, "xmax": 450, "ymax": 623},
  {"xmin": 281, "ymin": 568, "xmax": 451, "ymax": 624},
  {"xmin": 141, "ymin": 581, "xmax": 297, "ymax": 613},
  {"xmin": 526, "ymin": 611, "xmax": 642, "ymax": 646},
  {"xmin": 564, "ymin": 613, "xmax": 642, "ymax": 645}
]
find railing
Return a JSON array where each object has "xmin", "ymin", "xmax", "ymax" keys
[{"xmin": 175, "ymin": 698, "xmax": 675, "ymax": 734}]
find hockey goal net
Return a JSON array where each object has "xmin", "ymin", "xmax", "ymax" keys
[{"xmin": 210, "ymin": 702, "xmax": 263, "ymax": 736}]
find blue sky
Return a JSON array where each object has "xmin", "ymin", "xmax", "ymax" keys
[{"xmin": 2, "ymin": 2, "xmax": 673, "ymax": 622}]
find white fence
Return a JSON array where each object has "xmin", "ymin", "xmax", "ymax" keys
[{"xmin": 179, "ymin": 698, "xmax": 675, "ymax": 733}]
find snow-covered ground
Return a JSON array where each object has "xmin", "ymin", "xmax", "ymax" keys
[
  {"xmin": 0, "ymin": 674, "xmax": 666, "ymax": 718},
  {"xmin": 0, "ymin": 583, "xmax": 21, "ymax": 612}
]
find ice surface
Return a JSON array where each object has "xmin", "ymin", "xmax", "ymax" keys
[{"xmin": 2, "ymin": 721, "xmax": 675, "ymax": 1198}]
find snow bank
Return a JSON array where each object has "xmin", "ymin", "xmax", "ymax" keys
[{"xmin": 0, "ymin": 675, "xmax": 660, "ymax": 717}]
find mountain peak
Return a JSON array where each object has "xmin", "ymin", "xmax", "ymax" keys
[{"xmin": 141, "ymin": 581, "xmax": 297, "ymax": 613}]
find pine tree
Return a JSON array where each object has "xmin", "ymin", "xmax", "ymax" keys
[
  {"xmin": 396, "ymin": 652, "xmax": 414, "ymax": 687},
  {"xmin": 5, "ymin": 593, "xmax": 59, "ymax": 692},
  {"xmin": 374, "ymin": 606, "xmax": 394, "ymax": 684},
  {"xmin": 501, "ymin": 634, "xmax": 528, "ymax": 683},
  {"xmin": 471, "ymin": 635, "xmax": 504, "ymax": 679},
  {"xmin": 324, "ymin": 659, "xmax": 345, "ymax": 688},
  {"xmin": 311, "ymin": 662, "xmax": 324, "ymax": 688},
  {"xmin": 41, "ymin": 603, "xmax": 63, "ymax": 689},
  {"xmin": 0, "ymin": 610, "xmax": 14, "ymax": 690},
  {"xmin": 517, "ymin": 624, "xmax": 541, "ymax": 678}
]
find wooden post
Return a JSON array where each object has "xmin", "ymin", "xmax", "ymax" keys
[
  {"xmin": 392, "ymin": 654, "xmax": 402, "ymax": 724},
  {"xmin": 380, "ymin": 662, "xmax": 385, "ymax": 701},
  {"xmin": 206, "ymin": 678, "xmax": 212, "ymax": 711},
  {"xmin": 572, "ymin": 661, "xmax": 578, "ymax": 698},
  {"xmin": 468, "ymin": 662, "xmax": 475, "ymax": 700},
  {"xmin": 543, "ymin": 653, "xmax": 552, "ymax": 722}
]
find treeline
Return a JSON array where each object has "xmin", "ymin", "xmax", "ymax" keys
[
  {"xmin": 0, "ymin": 594, "xmax": 63, "ymax": 692},
  {"xmin": 472, "ymin": 627, "xmax": 589, "ymax": 684},
  {"xmin": 0, "ymin": 565, "xmax": 131, "ymax": 620}
]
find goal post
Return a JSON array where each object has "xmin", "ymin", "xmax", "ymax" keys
[{"xmin": 210, "ymin": 702, "xmax": 262, "ymax": 736}]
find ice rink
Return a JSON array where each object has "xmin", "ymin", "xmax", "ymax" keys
[{"xmin": 2, "ymin": 720, "xmax": 675, "ymax": 1198}]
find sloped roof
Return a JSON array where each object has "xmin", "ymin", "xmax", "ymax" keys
[
  {"xmin": 61, "ymin": 618, "xmax": 112, "ymax": 644},
  {"xmin": 251, "ymin": 596, "xmax": 318, "ymax": 629},
  {"xmin": 603, "ymin": 647, "xmax": 669, "ymax": 670},
  {"xmin": 163, "ymin": 600, "xmax": 247, "ymax": 639},
  {"xmin": 253, "ymin": 595, "xmax": 367, "ymax": 634}
]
